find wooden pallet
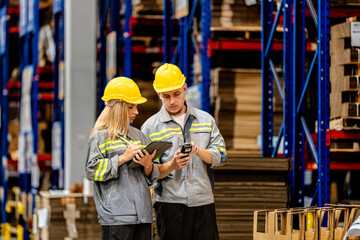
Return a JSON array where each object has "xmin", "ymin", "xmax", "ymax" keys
[{"xmin": 330, "ymin": 116, "xmax": 360, "ymax": 130}]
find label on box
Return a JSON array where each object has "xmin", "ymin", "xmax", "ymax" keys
[
  {"xmin": 245, "ymin": 0, "xmax": 257, "ymax": 6},
  {"xmin": 175, "ymin": 0, "xmax": 188, "ymax": 19},
  {"xmin": 351, "ymin": 22, "xmax": 360, "ymax": 47}
]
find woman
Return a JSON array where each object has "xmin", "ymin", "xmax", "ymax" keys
[{"xmin": 85, "ymin": 77, "xmax": 159, "ymax": 240}]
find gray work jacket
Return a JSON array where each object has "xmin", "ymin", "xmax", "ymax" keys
[
  {"xmin": 85, "ymin": 127, "xmax": 160, "ymax": 225},
  {"xmin": 141, "ymin": 101, "xmax": 227, "ymax": 207}
]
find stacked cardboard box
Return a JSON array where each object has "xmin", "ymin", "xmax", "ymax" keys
[
  {"xmin": 212, "ymin": 0, "xmax": 261, "ymax": 28},
  {"xmin": 133, "ymin": 0, "xmax": 163, "ymax": 17},
  {"xmin": 132, "ymin": 79, "xmax": 161, "ymax": 128},
  {"xmin": 212, "ymin": 68, "xmax": 282, "ymax": 151},
  {"xmin": 35, "ymin": 191, "xmax": 101, "ymax": 240},
  {"xmin": 214, "ymin": 155, "xmax": 290, "ymax": 240},
  {"xmin": 330, "ymin": 19, "xmax": 360, "ymax": 131}
]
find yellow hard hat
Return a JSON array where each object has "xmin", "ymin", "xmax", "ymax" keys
[
  {"xmin": 153, "ymin": 63, "xmax": 186, "ymax": 93},
  {"xmin": 101, "ymin": 77, "xmax": 147, "ymax": 104}
]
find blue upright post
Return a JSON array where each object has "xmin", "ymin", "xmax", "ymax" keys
[
  {"xmin": 293, "ymin": 0, "xmax": 306, "ymax": 207},
  {"xmin": 52, "ymin": 0, "xmax": 65, "ymax": 189},
  {"xmin": 97, "ymin": 0, "xmax": 108, "ymax": 115},
  {"xmin": 283, "ymin": 0, "xmax": 293, "ymax": 160},
  {"xmin": 183, "ymin": 15, "xmax": 188, "ymax": 81},
  {"xmin": 98, "ymin": 0, "xmax": 131, "ymax": 113},
  {"xmin": 200, "ymin": 0, "xmax": 210, "ymax": 113},
  {"xmin": 317, "ymin": 0, "xmax": 330, "ymax": 207},
  {"xmin": 123, "ymin": 0, "xmax": 132, "ymax": 78},
  {"xmin": 0, "ymin": 3, "xmax": 9, "ymax": 231},
  {"xmin": 261, "ymin": 0, "xmax": 274, "ymax": 156},
  {"xmin": 19, "ymin": 0, "xmax": 40, "ymax": 238},
  {"xmin": 110, "ymin": 0, "xmax": 120, "ymax": 77},
  {"xmin": 163, "ymin": 0, "xmax": 173, "ymax": 63}
]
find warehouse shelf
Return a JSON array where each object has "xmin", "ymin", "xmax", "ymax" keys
[
  {"xmin": 307, "ymin": 161, "xmax": 360, "ymax": 170},
  {"xmin": 209, "ymin": 40, "xmax": 317, "ymax": 52},
  {"xmin": 307, "ymin": 7, "xmax": 360, "ymax": 18},
  {"xmin": 305, "ymin": 130, "xmax": 360, "ymax": 171},
  {"xmin": 8, "ymin": 154, "xmax": 52, "ymax": 175},
  {"xmin": 9, "ymin": 26, "xmax": 18, "ymax": 33}
]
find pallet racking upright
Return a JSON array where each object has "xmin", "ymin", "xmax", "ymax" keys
[
  {"xmin": 52, "ymin": 0, "xmax": 65, "ymax": 189},
  {"xmin": 0, "ymin": 0, "xmax": 10, "ymax": 232},
  {"xmin": 162, "ymin": 0, "xmax": 211, "ymax": 112},
  {"xmin": 18, "ymin": 0, "xmax": 40, "ymax": 237},
  {"xmin": 97, "ymin": 0, "xmax": 133, "ymax": 115},
  {"xmin": 261, "ymin": 0, "xmax": 331, "ymax": 207}
]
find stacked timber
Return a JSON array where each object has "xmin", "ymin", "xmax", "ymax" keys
[
  {"xmin": 35, "ymin": 191, "xmax": 101, "ymax": 240},
  {"xmin": 214, "ymin": 154, "xmax": 290, "ymax": 240},
  {"xmin": 212, "ymin": 0, "xmax": 261, "ymax": 28},
  {"xmin": 212, "ymin": 68, "xmax": 282, "ymax": 152}
]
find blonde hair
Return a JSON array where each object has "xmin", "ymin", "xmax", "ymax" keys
[{"xmin": 90, "ymin": 101, "xmax": 130, "ymax": 141}]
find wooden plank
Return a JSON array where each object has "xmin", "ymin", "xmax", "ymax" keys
[{"xmin": 330, "ymin": 116, "xmax": 360, "ymax": 130}]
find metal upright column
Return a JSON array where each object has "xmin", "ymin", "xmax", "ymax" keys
[
  {"xmin": 97, "ymin": 0, "xmax": 109, "ymax": 114},
  {"xmin": 163, "ymin": 0, "xmax": 173, "ymax": 63},
  {"xmin": 0, "ymin": 1, "xmax": 9, "ymax": 231},
  {"xmin": 293, "ymin": 0, "xmax": 306, "ymax": 207},
  {"xmin": 52, "ymin": 0, "xmax": 65, "ymax": 189},
  {"xmin": 200, "ymin": 0, "xmax": 210, "ymax": 113},
  {"xmin": 123, "ymin": 0, "xmax": 132, "ymax": 78},
  {"xmin": 317, "ymin": 0, "xmax": 330, "ymax": 206},
  {"xmin": 261, "ymin": 0, "xmax": 274, "ymax": 156},
  {"xmin": 19, "ymin": 0, "xmax": 40, "ymax": 238},
  {"xmin": 97, "ymin": 0, "xmax": 132, "ymax": 114}
]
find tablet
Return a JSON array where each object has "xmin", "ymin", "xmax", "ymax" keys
[{"xmin": 127, "ymin": 141, "xmax": 172, "ymax": 168}]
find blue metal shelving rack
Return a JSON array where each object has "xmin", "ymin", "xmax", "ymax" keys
[
  {"xmin": 261, "ymin": 0, "xmax": 330, "ymax": 207},
  {"xmin": 52, "ymin": 0, "xmax": 65, "ymax": 189},
  {"xmin": 162, "ymin": 0, "xmax": 211, "ymax": 113},
  {"xmin": 18, "ymin": 0, "xmax": 40, "ymax": 238},
  {"xmin": 97, "ymin": 0, "xmax": 132, "ymax": 115},
  {"xmin": 0, "ymin": 0, "xmax": 9, "ymax": 232}
]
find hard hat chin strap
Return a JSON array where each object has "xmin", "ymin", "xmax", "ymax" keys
[{"xmin": 105, "ymin": 99, "xmax": 124, "ymax": 107}]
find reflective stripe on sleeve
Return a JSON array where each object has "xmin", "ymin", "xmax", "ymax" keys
[
  {"xmin": 99, "ymin": 159, "xmax": 109, "ymax": 181},
  {"xmin": 95, "ymin": 159, "xmax": 105, "ymax": 181},
  {"xmin": 215, "ymin": 146, "xmax": 227, "ymax": 155}
]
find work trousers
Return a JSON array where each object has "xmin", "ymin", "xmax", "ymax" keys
[
  {"xmin": 154, "ymin": 202, "xmax": 219, "ymax": 240},
  {"xmin": 101, "ymin": 223, "xmax": 151, "ymax": 240}
]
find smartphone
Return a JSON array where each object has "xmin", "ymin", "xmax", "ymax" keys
[{"xmin": 180, "ymin": 142, "xmax": 192, "ymax": 158}]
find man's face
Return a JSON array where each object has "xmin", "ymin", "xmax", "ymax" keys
[{"xmin": 159, "ymin": 84, "xmax": 187, "ymax": 116}]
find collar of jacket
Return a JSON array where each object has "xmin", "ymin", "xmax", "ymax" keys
[{"xmin": 159, "ymin": 100, "xmax": 198, "ymax": 123}]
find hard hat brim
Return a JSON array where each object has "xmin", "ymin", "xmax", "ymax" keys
[
  {"xmin": 153, "ymin": 82, "xmax": 185, "ymax": 93},
  {"xmin": 101, "ymin": 96, "xmax": 147, "ymax": 104}
]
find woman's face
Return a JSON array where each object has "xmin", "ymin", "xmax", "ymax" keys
[{"xmin": 128, "ymin": 104, "xmax": 139, "ymax": 123}]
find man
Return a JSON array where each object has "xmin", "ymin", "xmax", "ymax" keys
[{"xmin": 141, "ymin": 63, "xmax": 227, "ymax": 240}]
